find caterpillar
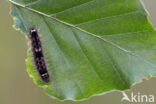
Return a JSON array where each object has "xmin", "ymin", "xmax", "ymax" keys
[{"xmin": 29, "ymin": 27, "xmax": 50, "ymax": 83}]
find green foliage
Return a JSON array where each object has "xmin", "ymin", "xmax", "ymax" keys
[{"xmin": 9, "ymin": 0, "xmax": 156, "ymax": 100}]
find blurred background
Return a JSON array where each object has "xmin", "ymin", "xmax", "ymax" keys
[{"xmin": 0, "ymin": 0, "xmax": 156, "ymax": 104}]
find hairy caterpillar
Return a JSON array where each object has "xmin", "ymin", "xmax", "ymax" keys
[{"xmin": 29, "ymin": 27, "xmax": 50, "ymax": 83}]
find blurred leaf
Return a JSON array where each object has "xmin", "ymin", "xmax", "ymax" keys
[{"xmin": 9, "ymin": 0, "xmax": 156, "ymax": 100}]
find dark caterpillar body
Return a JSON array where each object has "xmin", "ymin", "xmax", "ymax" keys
[{"xmin": 29, "ymin": 27, "xmax": 50, "ymax": 83}]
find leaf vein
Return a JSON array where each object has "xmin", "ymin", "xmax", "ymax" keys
[
  {"xmin": 75, "ymin": 11, "xmax": 140, "ymax": 26},
  {"xmin": 50, "ymin": 0, "xmax": 95, "ymax": 16},
  {"xmin": 71, "ymin": 29, "xmax": 104, "ymax": 83},
  {"xmin": 42, "ymin": 17, "xmax": 84, "ymax": 97}
]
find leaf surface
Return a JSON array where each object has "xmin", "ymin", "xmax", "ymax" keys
[{"xmin": 9, "ymin": 0, "xmax": 156, "ymax": 100}]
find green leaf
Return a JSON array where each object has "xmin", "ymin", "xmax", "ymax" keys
[{"xmin": 9, "ymin": 0, "xmax": 156, "ymax": 100}]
